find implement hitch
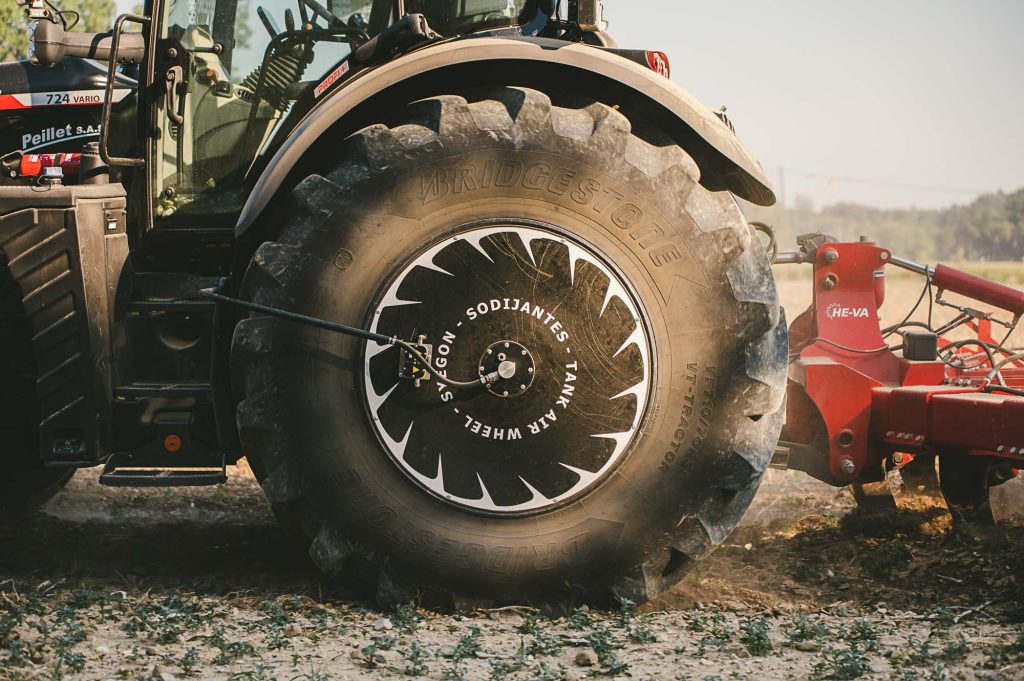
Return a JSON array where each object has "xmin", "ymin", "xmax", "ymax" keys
[{"xmin": 772, "ymin": 233, "xmax": 1024, "ymax": 522}]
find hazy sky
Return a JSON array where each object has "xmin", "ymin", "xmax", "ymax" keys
[
  {"xmin": 117, "ymin": 0, "xmax": 1023, "ymax": 210},
  {"xmin": 607, "ymin": 0, "xmax": 1024, "ymax": 210}
]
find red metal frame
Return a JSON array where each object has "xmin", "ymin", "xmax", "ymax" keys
[{"xmin": 781, "ymin": 239, "xmax": 1024, "ymax": 485}]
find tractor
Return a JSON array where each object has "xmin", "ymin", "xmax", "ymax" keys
[{"xmin": 2, "ymin": 0, "xmax": 1017, "ymax": 610}]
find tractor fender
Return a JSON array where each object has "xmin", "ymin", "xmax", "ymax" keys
[{"xmin": 235, "ymin": 36, "xmax": 775, "ymax": 237}]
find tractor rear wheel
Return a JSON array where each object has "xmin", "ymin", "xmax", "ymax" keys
[
  {"xmin": 232, "ymin": 87, "xmax": 787, "ymax": 607},
  {"xmin": 0, "ymin": 261, "xmax": 73, "ymax": 516}
]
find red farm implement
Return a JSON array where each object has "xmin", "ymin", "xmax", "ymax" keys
[{"xmin": 772, "ymin": 233, "xmax": 1024, "ymax": 522}]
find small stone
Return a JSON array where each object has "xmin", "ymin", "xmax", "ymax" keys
[
  {"xmin": 996, "ymin": 663, "xmax": 1024, "ymax": 681},
  {"xmin": 146, "ymin": 648, "xmax": 158, "ymax": 657},
  {"xmin": 350, "ymin": 650, "xmax": 364, "ymax": 661},
  {"xmin": 575, "ymin": 650, "xmax": 598, "ymax": 667},
  {"xmin": 794, "ymin": 641, "xmax": 819, "ymax": 652},
  {"xmin": 564, "ymin": 669, "xmax": 585, "ymax": 681},
  {"xmin": 94, "ymin": 645, "xmax": 111, "ymax": 656},
  {"xmin": 283, "ymin": 623, "xmax": 303, "ymax": 637},
  {"xmin": 373, "ymin": 617, "xmax": 393, "ymax": 631}
]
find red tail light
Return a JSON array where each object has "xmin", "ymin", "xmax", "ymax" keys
[{"xmin": 646, "ymin": 51, "xmax": 670, "ymax": 79}]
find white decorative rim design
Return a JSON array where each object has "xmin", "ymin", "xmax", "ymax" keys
[{"xmin": 362, "ymin": 222, "xmax": 653, "ymax": 514}]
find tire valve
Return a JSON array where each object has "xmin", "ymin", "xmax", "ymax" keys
[{"xmin": 479, "ymin": 360, "xmax": 517, "ymax": 386}]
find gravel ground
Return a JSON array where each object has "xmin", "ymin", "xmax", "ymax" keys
[{"xmin": 1, "ymin": 465, "xmax": 1022, "ymax": 681}]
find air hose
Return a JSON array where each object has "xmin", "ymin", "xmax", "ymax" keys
[{"xmin": 199, "ymin": 287, "xmax": 508, "ymax": 389}]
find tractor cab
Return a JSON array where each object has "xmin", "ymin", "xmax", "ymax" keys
[{"xmin": 136, "ymin": 0, "xmax": 542, "ymax": 231}]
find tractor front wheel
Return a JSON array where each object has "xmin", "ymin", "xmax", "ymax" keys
[{"xmin": 0, "ymin": 262, "xmax": 72, "ymax": 517}]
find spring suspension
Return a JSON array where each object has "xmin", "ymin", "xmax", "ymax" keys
[{"xmin": 240, "ymin": 40, "xmax": 310, "ymax": 112}]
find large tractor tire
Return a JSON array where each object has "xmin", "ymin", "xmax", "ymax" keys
[
  {"xmin": 233, "ymin": 87, "xmax": 787, "ymax": 607},
  {"xmin": 0, "ymin": 261, "xmax": 73, "ymax": 516}
]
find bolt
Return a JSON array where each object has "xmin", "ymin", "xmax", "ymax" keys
[
  {"xmin": 528, "ymin": 368, "xmax": 534, "ymax": 374},
  {"xmin": 166, "ymin": 47, "xmax": 178, "ymax": 59},
  {"xmin": 521, "ymin": 349, "xmax": 527, "ymax": 355},
  {"xmin": 886, "ymin": 430, "xmax": 895, "ymax": 438},
  {"xmin": 915, "ymin": 435, "xmax": 925, "ymax": 442},
  {"xmin": 997, "ymin": 445, "xmax": 1005, "ymax": 452},
  {"xmin": 519, "ymin": 384, "xmax": 526, "ymax": 390},
  {"xmin": 502, "ymin": 390, "xmax": 509, "ymax": 397},
  {"xmin": 880, "ymin": 251, "xmax": 890, "ymax": 261},
  {"xmin": 504, "ymin": 342, "xmax": 510, "ymax": 348},
  {"xmin": 824, "ymin": 248, "xmax": 839, "ymax": 263},
  {"xmin": 892, "ymin": 452, "xmax": 905, "ymax": 465},
  {"xmin": 822, "ymin": 274, "xmax": 838, "ymax": 290},
  {"xmin": 479, "ymin": 366, "xmax": 485, "ymax": 372},
  {"xmin": 839, "ymin": 458, "xmax": 856, "ymax": 475},
  {"xmin": 486, "ymin": 348, "xmax": 492, "ymax": 355},
  {"xmin": 498, "ymin": 353, "xmax": 507, "ymax": 360}
]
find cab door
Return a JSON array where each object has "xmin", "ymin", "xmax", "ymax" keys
[{"xmin": 149, "ymin": 0, "xmax": 359, "ymax": 233}]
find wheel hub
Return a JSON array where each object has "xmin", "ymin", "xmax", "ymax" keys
[
  {"xmin": 363, "ymin": 221, "xmax": 653, "ymax": 515},
  {"xmin": 479, "ymin": 341, "xmax": 535, "ymax": 398}
]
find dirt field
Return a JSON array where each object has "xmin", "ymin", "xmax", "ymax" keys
[{"xmin": 2, "ymin": 264, "xmax": 1023, "ymax": 681}]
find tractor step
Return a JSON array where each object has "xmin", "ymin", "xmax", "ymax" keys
[
  {"xmin": 98, "ymin": 448, "xmax": 226, "ymax": 487},
  {"xmin": 98, "ymin": 467, "xmax": 226, "ymax": 487},
  {"xmin": 114, "ymin": 382, "xmax": 213, "ymax": 399}
]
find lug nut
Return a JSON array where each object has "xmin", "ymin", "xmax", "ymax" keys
[{"xmin": 824, "ymin": 248, "xmax": 839, "ymax": 263}]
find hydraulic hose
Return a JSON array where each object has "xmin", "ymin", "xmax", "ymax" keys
[{"xmin": 198, "ymin": 287, "xmax": 500, "ymax": 389}]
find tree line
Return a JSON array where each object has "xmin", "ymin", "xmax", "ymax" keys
[{"xmin": 744, "ymin": 186, "xmax": 1024, "ymax": 263}]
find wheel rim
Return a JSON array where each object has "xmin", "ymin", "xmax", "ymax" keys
[{"xmin": 363, "ymin": 220, "xmax": 654, "ymax": 515}]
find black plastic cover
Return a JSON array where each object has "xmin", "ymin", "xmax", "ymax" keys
[{"xmin": 903, "ymin": 331, "xmax": 939, "ymax": 361}]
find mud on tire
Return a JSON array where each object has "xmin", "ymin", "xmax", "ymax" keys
[{"xmin": 232, "ymin": 87, "xmax": 787, "ymax": 608}]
